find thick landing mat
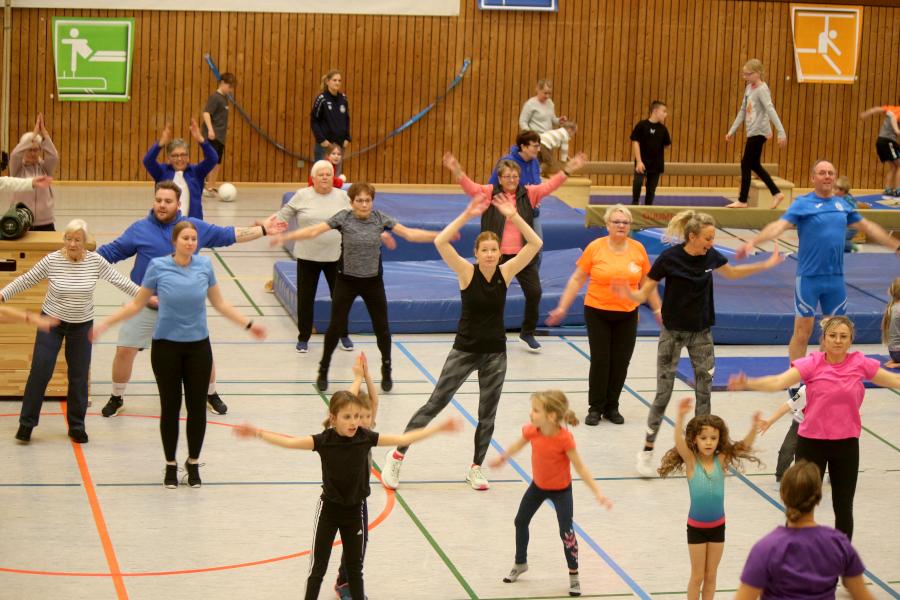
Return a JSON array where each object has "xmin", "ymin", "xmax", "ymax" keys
[
  {"xmin": 590, "ymin": 195, "xmax": 732, "ymax": 207},
  {"xmin": 279, "ymin": 191, "xmax": 598, "ymax": 262},
  {"xmin": 273, "ymin": 248, "xmax": 589, "ymax": 334},
  {"xmin": 856, "ymin": 193, "xmax": 900, "ymax": 210},
  {"xmin": 676, "ymin": 355, "xmax": 899, "ymax": 391}
]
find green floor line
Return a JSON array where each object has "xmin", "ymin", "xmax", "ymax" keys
[
  {"xmin": 861, "ymin": 425, "xmax": 900, "ymax": 454},
  {"xmin": 211, "ymin": 248, "xmax": 263, "ymax": 316},
  {"xmin": 314, "ymin": 387, "xmax": 478, "ymax": 599}
]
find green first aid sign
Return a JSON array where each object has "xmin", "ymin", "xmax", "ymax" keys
[{"xmin": 52, "ymin": 17, "xmax": 134, "ymax": 102}]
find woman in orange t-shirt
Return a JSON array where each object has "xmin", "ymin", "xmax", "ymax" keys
[{"xmin": 547, "ymin": 204, "xmax": 661, "ymax": 426}]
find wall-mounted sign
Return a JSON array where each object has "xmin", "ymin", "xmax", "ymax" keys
[
  {"xmin": 790, "ymin": 4, "xmax": 862, "ymax": 83},
  {"xmin": 52, "ymin": 17, "xmax": 135, "ymax": 101}
]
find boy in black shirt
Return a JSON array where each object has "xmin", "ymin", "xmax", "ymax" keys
[{"xmin": 630, "ymin": 101, "xmax": 672, "ymax": 206}]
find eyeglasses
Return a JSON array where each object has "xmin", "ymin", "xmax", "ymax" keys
[
  {"xmin": 609, "ymin": 220, "xmax": 632, "ymax": 226},
  {"xmin": 169, "ymin": 153, "xmax": 189, "ymax": 159},
  {"xmin": 527, "ymin": 142, "xmax": 541, "ymax": 148},
  {"xmin": 500, "ymin": 174, "xmax": 519, "ymax": 180}
]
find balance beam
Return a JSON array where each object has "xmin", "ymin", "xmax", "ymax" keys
[
  {"xmin": 585, "ymin": 205, "xmax": 900, "ymax": 231},
  {"xmin": 580, "ymin": 162, "xmax": 780, "ymax": 177}
]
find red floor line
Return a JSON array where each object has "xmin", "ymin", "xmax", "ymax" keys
[{"xmin": 63, "ymin": 402, "xmax": 129, "ymax": 599}]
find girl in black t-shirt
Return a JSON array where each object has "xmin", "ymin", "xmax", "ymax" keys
[
  {"xmin": 235, "ymin": 390, "xmax": 459, "ymax": 600},
  {"xmin": 615, "ymin": 210, "xmax": 782, "ymax": 478}
]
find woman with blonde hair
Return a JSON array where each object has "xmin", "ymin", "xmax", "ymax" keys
[
  {"xmin": 617, "ymin": 210, "xmax": 783, "ymax": 476},
  {"xmin": 1, "ymin": 219, "xmax": 139, "ymax": 444},
  {"xmin": 547, "ymin": 204, "xmax": 660, "ymax": 425},
  {"xmin": 725, "ymin": 59, "xmax": 787, "ymax": 208},
  {"xmin": 311, "ymin": 69, "xmax": 350, "ymax": 166}
]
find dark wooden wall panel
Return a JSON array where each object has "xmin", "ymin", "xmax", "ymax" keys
[{"xmin": 3, "ymin": 1, "xmax": 899, "ymax": 188}]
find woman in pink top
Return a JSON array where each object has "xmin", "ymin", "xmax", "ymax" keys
[
  {"xmin": 729, "ymin": 316, "xmax": 900, "ymax": 540},
  {"xmin": 441, "ymin": 150, "xmax": 586, "ymax": 353}
]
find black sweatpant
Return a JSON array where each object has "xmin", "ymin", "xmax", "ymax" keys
[
  {"xmin": 795, "ymin": 435, "xmax": 859, "ymax": 540},
  {"xmin": 500, "ymin": 255, "xmax": 542, "ymax": 335},
  {"xmin": 305, "ymin": 498, "xmax": 366, "ymax": 600},
  {"xmin": 584, "ymin": 306, "xmax": 638, "ymax": 415},
  {"xmin": 296, "ymin": 258, "xmax": 347, "ymax": 343},
  {"xmin": 632, "ymin": 171, "xmax": 661, "ymax": 205},
  {"xmin": 320, "ymin": 274, "xmax": 391, "ymax": 374},
  {"xmin": 150, "ymin": 338, "xmax": 213, "ymax": 462},
  {"xmin": 739, "ymin": 135, "xmax": 780, "ymax": 203}
]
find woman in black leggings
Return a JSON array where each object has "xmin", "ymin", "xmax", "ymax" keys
[
  {"xmin": 272, "ymin": 182, "xmax": 440, "ymax": 393},
  {"xmin": 380, "ymin": 191, "xmax": 543, "ymax": 492},
  {"xmin": 94, "ymin": 221, "xmax": 267, "ymax": 488},
  {"xmin": 729, "ymin": 316, "xmax": 899, "ymax": 540}
]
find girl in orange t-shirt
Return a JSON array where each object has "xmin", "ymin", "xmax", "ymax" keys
[{"xmin": 491, "ymin": 391, "xmax": 612, "ymax": 597}]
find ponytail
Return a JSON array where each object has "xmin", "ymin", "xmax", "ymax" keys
[{"xmin": 663, "ymin": 210, "xmax": 716, "ymax": 244}]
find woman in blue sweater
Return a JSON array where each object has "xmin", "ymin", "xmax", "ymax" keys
[{"xmin": 143, "ymin": 119, "xmax": 219, "ymax": 220}]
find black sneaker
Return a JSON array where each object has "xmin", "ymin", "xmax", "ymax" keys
[
  {"xmin": 68, "ymin": 429, "xmax": 89, "ymax": 444},
  {"xmin": 164, "ymin": 464, "xmax": 178, "ymax": 489},
  {"xmin": 519, "ymin": 333, "xmax": 542, "ymax": 353},
  {"xmin": 585, "ymin": 411, "xmax": 601, "ymax": 426},
  {"xmin": 183, "ymin": 461, "xmax": 202, "ymax": 488},
  {"xmin": 381, "ymin": 364, "xmax": 393, "ymax": 392},
  {"xmin": 15, "ymin": 425, "xmax": 32, "ymax": 443},
  {"xmin": 603, "ymin": 411, "xmax": 625, "ymax": 425},
  {"xmin": 101, "ymin": 395, "xmax": 124, "ymax": 417},
  {"xmin": 316, "ymin": 372, "xmax": 328, "ymax": 392},
  {"xmin": 206, "ymin": 393, "xmax": 228, "ymax": 415}
]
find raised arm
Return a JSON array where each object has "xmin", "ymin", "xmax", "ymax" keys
[
  {"xmin": 727, "ymin": 367, "xmax": 803, "ymax": 393},
  {"xmin": 435, "ymin": 195, "xmax": 486, "ymax": 280},
  {"xmin": 673, "ymin": 398, "xmax": 696, "ymax": 472},
  {"xmin": 142, "ymin": 124, "xmax": 172, "ymax": 180},
  {"xmin": 736, "ymin": 219, "xmax": 793, "ymax": 259},
  {"xmin": 193, "ymin": 119, "xmax": 220, "ymax": 178},
  {"xmin": 207, "ymin": 284, "xmax": 267, "ymax": 339},
  {"xmin": 234, "ymin": 423, "xmax": 315, "ymax": 450},
  {"xmin": 717, "ymin": 243, "xmax": 785, "ymax": 280}
]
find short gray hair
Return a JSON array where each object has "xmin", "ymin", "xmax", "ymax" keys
[
  {"xmin": 603, "ymin": 203, "xmax": 633, "ymax": 225},
  {"xmin": 165, "ymin": 139, "xmax": 189, "ymax": 155},
  {"xmin": 19, "ymin": 132, "xmax": 42, "ymax": 146},
  {"xmin": 310, "ymin": 160, "xmax": 335, "ymax": 178},
  {"xmin": 64, "ymin": 219, "xmax": 89, "ymax": 238}
]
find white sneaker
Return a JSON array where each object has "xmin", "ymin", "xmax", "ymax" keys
[
  {"xmin": 636, "ymin": 450, "xmax": 657, "ymax": 478},
  {"xmin": 381, "ymin": 449, "xmax": 403, "ymax": 490},
  {"xmin": 466, "ymin": 464, "xmax": 490, "ymax": 490}
]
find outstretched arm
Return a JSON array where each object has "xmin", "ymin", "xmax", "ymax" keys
[
  {"xmin": 757, "ymin": 402, "xmax": 791, "ymax": 435},
  {"xmin": 269, "ymin": 222, "xmax": 331, "ymax": 245},
  {"xmin": 727, "ymin": 367, "xmax": 803, "ymax": 393},
  {"xmin": 207, "ymin": 284, "xmax": 266, "ymax": 339},
  {"xmin": 736, "ymin": 219, "xmax": 793, "ymax": 259},
  {"xmin": 234, "ymin": 424, "xmax": 315, "ymax": 450},
  {"xmin": 859, "ymin": 106, "xmax": 886, "ymax": 120},
  {"xmin": 489, "ymin": 436, "xmax": 529, "ymax": 467},
  {"xmin": 392, "ymin": 223, "xmax": 440, "ymax": 244},
  {"xmin": 871, "ymin": 368, "xmax": 900, "ymax": 389},
  {"xmin": 717, "ymin": 243, "xmax": 785, "ymax": 280},
  {"xmin": 850, "ymin": 219, "xmax": 900, "ymax": 253},
  {"xmin": 92, "ymin": 287, "xmax": 154, "ymax": 340}
]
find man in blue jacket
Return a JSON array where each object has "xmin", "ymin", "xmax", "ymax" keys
[
  {"xmin": 97, "ymin": 180, "xmax": 278, "ymax": 418},
  {"xmin": 143, "ymin": 119, "xmax": 218, "ymax": 221}
]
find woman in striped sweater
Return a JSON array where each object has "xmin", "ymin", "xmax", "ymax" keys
[{"xmin": 1, "ymin": 219, "xmax": 140, "ymax": 444}]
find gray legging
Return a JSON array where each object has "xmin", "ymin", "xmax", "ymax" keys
[
  {"xmin": 645, "ymin": 326, "xmax": 715, "ymax": 444},
  {"xmin": 399, "ymin": 348, "xmax": 506, "ymax": 465}
]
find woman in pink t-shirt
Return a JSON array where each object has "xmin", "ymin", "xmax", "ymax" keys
[{"xmin": 729, "ymin": 316, "xmax": 900, "ymax": 540}]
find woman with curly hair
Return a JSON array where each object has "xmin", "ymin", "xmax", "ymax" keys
[{"xmin": 658, "ymin": 398, "xmax": 762, "ymax": 600}]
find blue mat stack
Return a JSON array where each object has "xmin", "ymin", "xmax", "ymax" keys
[{"xmin": 272, "ymin": 191, "xmax": 892, "ymax": 343}]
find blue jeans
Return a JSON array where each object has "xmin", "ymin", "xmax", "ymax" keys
[
  {"xmin": 514, "ymin": 482, "xmax": 578, "ymax": 570},
  {"xmin": 20, "ymin": 319, "xmax": 93, "ymax": 431}
]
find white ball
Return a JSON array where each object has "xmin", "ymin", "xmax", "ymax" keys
[{"xmin": 218, "ymin": 182, "xmax": 237, "ymax": 202}]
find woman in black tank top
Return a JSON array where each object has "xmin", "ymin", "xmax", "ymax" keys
[{"xmin": 380, "ymin": 191, "xmax": 543, "ymax": 492}]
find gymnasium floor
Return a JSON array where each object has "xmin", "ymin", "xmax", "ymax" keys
[{"xmin": 1, "ymin": 185, "xmax": 898, "ymax": 600}]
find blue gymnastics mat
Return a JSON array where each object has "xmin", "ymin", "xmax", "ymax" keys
[
  {"xmin": 273, "ymin": 248, "xmax": 590, "ymax": 334},
  {"xmin": 277, "ymin": 191, "xmax": 600, "ymax": 262},
  {"xmin": 676, "ymin": 355, "xmax": 899, "ymax": 391}
]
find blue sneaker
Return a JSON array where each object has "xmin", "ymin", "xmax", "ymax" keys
[
  {"xmin": 296, "ymin": 341, "xmax": 308, "ymax": 353},
  {"xmin": 519, "ymin": 333, "xmax": 542, "ymax": 353},
  {"xmin": 339, "ymin": 336, "xmax": 354, "ymax": 351}
]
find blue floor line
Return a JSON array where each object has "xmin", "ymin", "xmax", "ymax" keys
[
  {"xmin": 560, "ymin": 336, "xmax": 900, "ymax": 599},
  {"xmin": 394, "ymin": 342, "xmax": 652, "ymax": 600}
]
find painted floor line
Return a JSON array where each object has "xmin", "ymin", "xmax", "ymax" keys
[
  {"xmin": 395, "ymin": 342, "xmax": 652, "ymax": 600},
  {"xmin": 560, "ymin": 337, "xmax": 900, "ymax": 599}
]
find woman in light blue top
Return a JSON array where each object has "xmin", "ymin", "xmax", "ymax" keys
[{"xmin": 94, "ymin": 221, "xmax": 266, "ymax": 489}]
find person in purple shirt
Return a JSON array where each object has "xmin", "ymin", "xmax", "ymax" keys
[{"xmin": 735, "ymin": 460, "xmax": 874, "ymax": 600}]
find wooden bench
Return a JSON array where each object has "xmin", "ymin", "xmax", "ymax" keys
[{"xmin": 576, "ymin": 161, "xmax": 794, "ymax": 208}]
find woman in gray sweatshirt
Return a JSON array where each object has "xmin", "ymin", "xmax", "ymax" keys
[{"xmin": 725, "ymin": 59, "xmax": 787, "ymax": 209}]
